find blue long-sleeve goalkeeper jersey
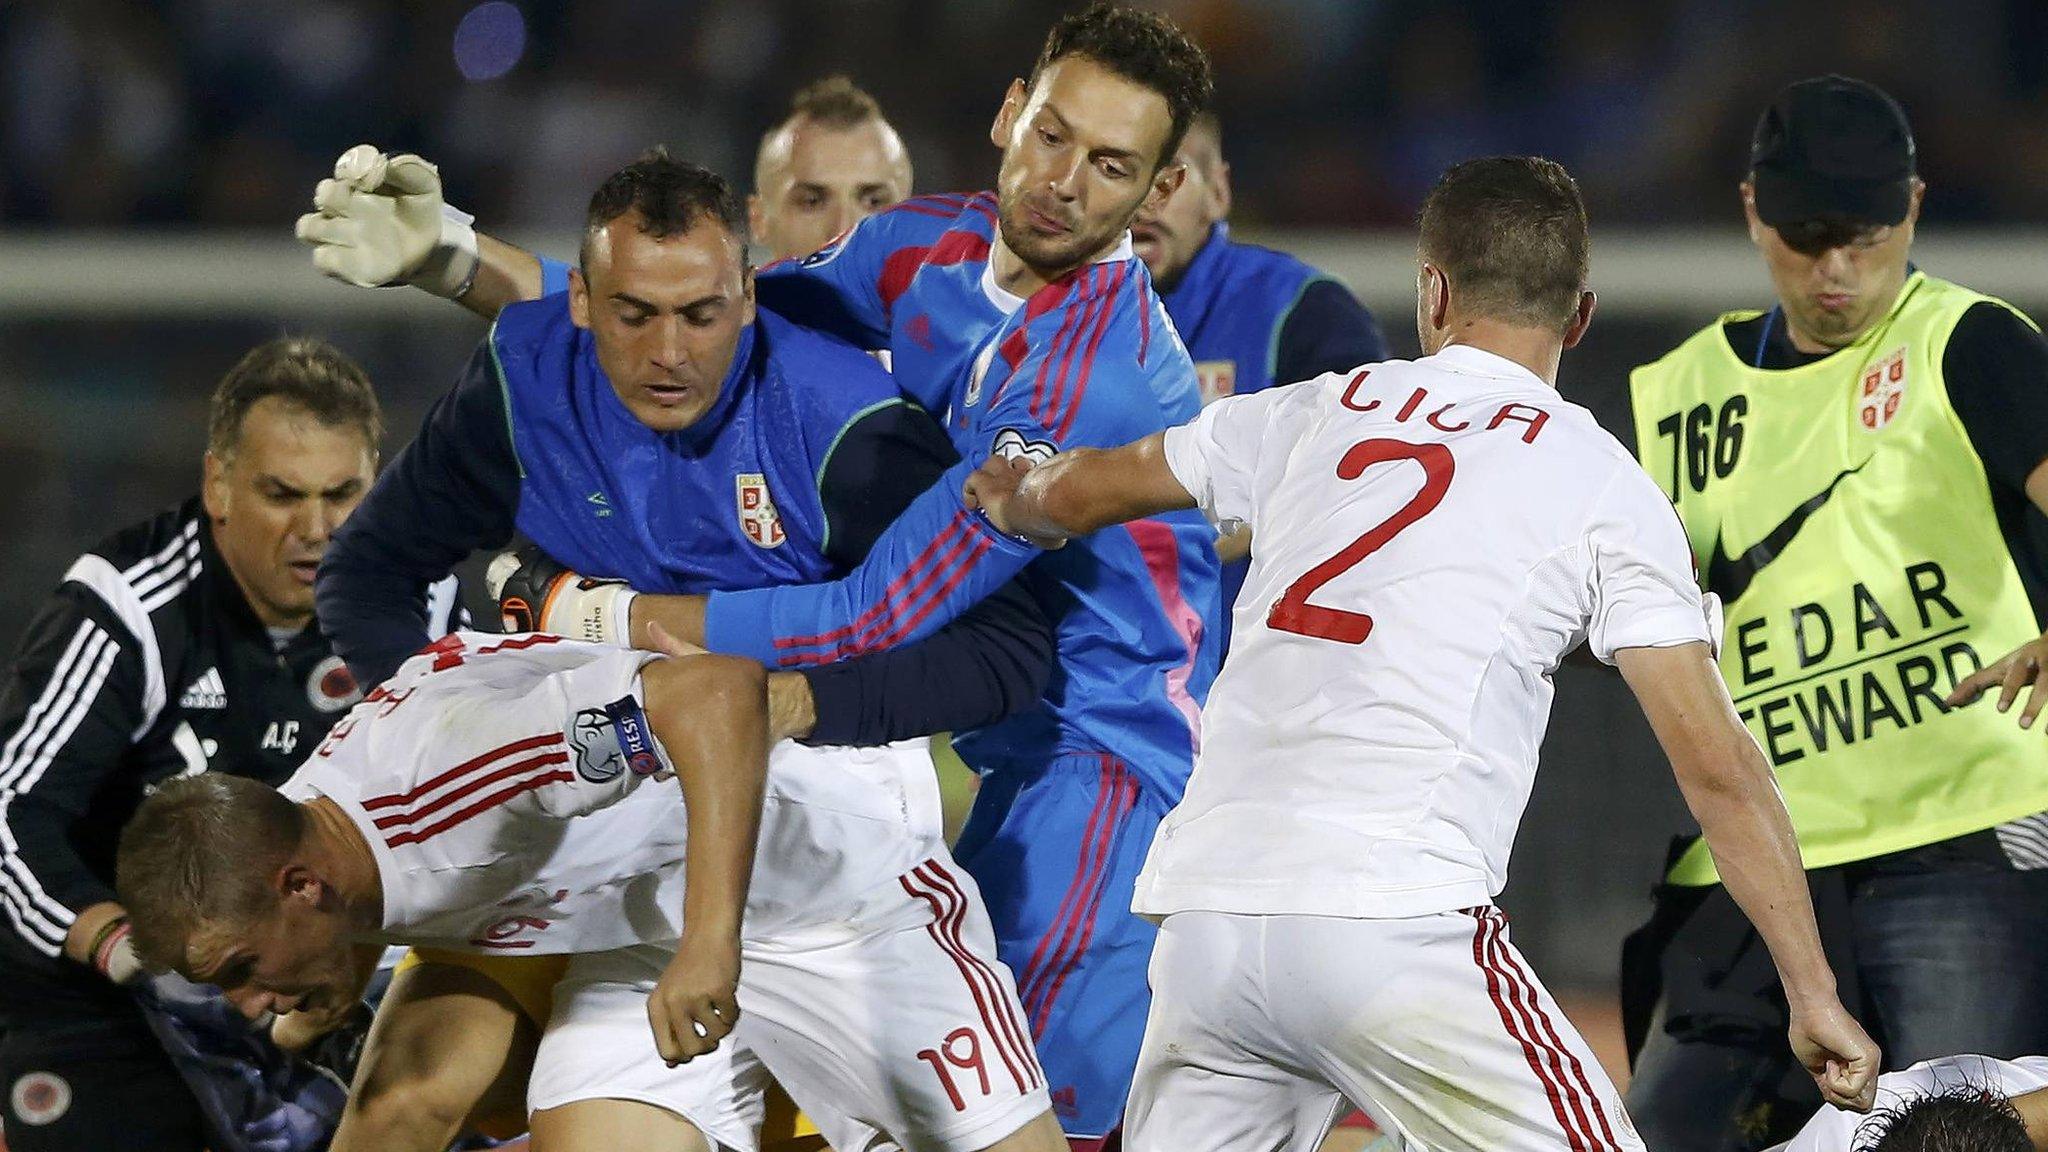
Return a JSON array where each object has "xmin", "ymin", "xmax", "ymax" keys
[{"xmin": 665, "ymin": 193, "xmax": 1218, "ymax": 801}]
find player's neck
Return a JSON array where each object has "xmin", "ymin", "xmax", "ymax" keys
[
  {"xmin": 990, "ymin": 232, "xmax": 1118, "ymax": 300},
  {"xmin": 2015, "ymin": 1086, "xmax": 2048, "ymax": 1151},
  {"xmin": 303, "ymin": 796, "xmax": 384, "ymax": 929},
  {"xmin": 1434, "ymin": 319, "xmax": 1565, "ymax": 388}
]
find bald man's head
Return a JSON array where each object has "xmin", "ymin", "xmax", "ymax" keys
[{"xmin": 750, "ymin": 77, "xmax": 914, "ymax": 261}]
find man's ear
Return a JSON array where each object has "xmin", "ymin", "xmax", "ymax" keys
[
  {"xmin": 745, "ymin": 193, "xmax": 767, "ymax": 247},
  {"xmin": 1425, "ymin": 263, "xmax": 1451, "ymax": 331},
  {"xmin": 1739, "ymin": 180, "xmax": 1765, "ymax": 248},
  {"xmin": 201, "ymin": 450, "xmax": 230, "ymax": 525},
  {"xmin": 1210, "ymin": 159, "xmax": 1234, "ymax": 223},
  {"xmin": 741, "ymin": 265, "xmax": 758, "ymax": 326},
  {"xmin": 1563, "ymin": 290, "xmax": 1598, "ymax": 350},
  {"xmin": 568, "ymin": 266, "xmax": 591, "ymax": 331},
  {"xmin": 1146, "ymin": 163, "xmax": 1188, "ymax": 216},
  {"xmin": 1900, "ymin": 177, "xmax": 1926, "ymax": 244},
  {"xmin": 991, "ymin": 78, "xmax": 1028, "ymax": 150},
  {"xmin": 279, "ymin": 863, "xmax": 323, "ymax": 907}
]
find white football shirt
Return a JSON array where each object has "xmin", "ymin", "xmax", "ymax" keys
[
  {"xmin": 282, "ymin": 632, "xmax": 942, "ymax": 953},
  {"xmin": 1782, "ymin": 1055, "xmax": 2048, "ymax": 1152},
  {"xmin": 1135, "ymin": 345, "xmax": 1715, "ymax": 919}
]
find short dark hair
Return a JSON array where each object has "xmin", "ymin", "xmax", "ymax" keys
[
  {"xmin": 1182, "ymin": 109, "xmax": 1223, "ymax": 168},
  {"xmin": 1860, "ymin": 1086, "xmax": 2032, "ymax": 1152},
  {"xmin": 1417, "ymin": 156, "xmax": 1590, "ymax": 333},
  {"xmin": 757, "ymin": 77, "xmax": 903, "ymax": 189},
  {"xmin": 786, "ymin": 75, "xmax": 885, "ymax": 130},
  {"xmin": 1030, "ymin": 3, "xmax": 1213, "ymax": 168},
  {"xmin": 116, "ymin": 773, "xmax": 308, "ymax": 973},
  {"xmin": 206, "ymin": 336, "xmax": 381, "ymax": 460},
  {"xmin": 583, "ymin": 147, "xmax": 748, "ymax": 268}
]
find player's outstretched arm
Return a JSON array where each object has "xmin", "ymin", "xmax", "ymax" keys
[
  {"xmin": 1618, "ymin": 641, "xmax": 1879, "ymax": 1113},
  {"xmin": 296, "ymin": 145, "xmax": 545, "ymax": 320},
  {"xmin": 636, "ymin": 625, "xmax": 768, "ymax": 1066},
  {"xmin": 963, "ymin": 432, "xmax": 1196, "ymax": 546}
]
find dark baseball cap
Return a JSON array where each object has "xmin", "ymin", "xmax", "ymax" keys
[{"xmin": 1749, "ymin": 75, "xmax": 1916, "ymax": 229}]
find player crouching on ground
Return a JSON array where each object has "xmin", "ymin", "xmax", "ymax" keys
[
  {"xmin": 963, "ymin": 156, "xmax": 1878, "ymax": 1152},
  {"xmin": 114, "ymin": 628, "xmax": 1065, "ymax": 1152}
]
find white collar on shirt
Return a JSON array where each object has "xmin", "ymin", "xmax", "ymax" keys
[
  {"xmin": 1428, "ymin": 342, "xmax": 1548, "ymax": 386},
  {"xmin": 980, "ymin": 231, "xmax": 1138, "ymax": 313}
]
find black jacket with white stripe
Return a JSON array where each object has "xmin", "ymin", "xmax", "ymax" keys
[{"xmin": 0, "ymin": 497, "xmax": 459, "ymax": 1029}]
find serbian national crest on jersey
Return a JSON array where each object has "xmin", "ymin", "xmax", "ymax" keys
[
  {"xmin": 1857, "ymin": 345, "xmax": 1908, "ymax": 432},
  {"xmin": 1195, "ymin": 359, "xmax": 1238, "ymax": 406},
  {"xmin": 736, "ymin": 472, "xmax": 785, "ymax": 548}
]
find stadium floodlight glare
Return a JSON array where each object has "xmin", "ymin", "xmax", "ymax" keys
[{"xmin": 453, "ymin": 1, "xmax": 526, "ymax": 82}]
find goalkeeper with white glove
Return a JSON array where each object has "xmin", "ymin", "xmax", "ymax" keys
[{"xmin": 294, "ymin": 144, "xmax": 527, "ymax": 316}]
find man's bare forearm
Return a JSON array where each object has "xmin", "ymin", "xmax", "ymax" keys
[
  {"xmin": 644, "ymin": 655, "xmax": 768, "ymax": 940},
  {"xmin": 455, "ymin": 233, "xmax": 547, "ymax": 320},
  {"xmin": 630, "ymin": 595, "xmax": 710, "ymax": 651},
  {"xmin": 62, "ymin": 900, "xmax": 127, "ymax": 968},
  {"xmin": 1000, "ymin": 434, "xmax": 1194, "ymax": 541},
  {"xmin": 1680, "ymin": 755, "xmax": 1836, "ymax": 1000},
  {"xmin": 1620, "ymin": 644, "xmax": 1835, "ymax": 999}
]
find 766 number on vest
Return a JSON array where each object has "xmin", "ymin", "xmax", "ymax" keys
[{"xmin": 1655, "ymin": 396, "xmax": 1749, "ymax": 495}]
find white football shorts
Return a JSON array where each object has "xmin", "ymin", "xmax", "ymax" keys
[
  {"xmin": 530, "ymin": 855, "xmax": 1051, "ymax": 1152},
  {"xmin": 1125, "ymin": 906, "xmax": 1644, "ymax": 1152}
]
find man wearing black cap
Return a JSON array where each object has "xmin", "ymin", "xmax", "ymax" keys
[{"xmin": 1622, "ymin": 74, "xmax": 2048, "ymax": 1150}]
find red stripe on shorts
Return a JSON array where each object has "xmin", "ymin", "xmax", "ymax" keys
[
  {"xmin": 1032, "ymin": 759, "xmax": 1138, "ymax": 1034},
  {"xmin": 1019, "ymin": 757, "xmax": 1136, "ymax": 1031},
  {"xmin": 1489, "ymin": 911, "xmax": 1622, "ymax": 1148},
  {"xmin": 1015, "ymin": 763, "xmax": 1117, "ymax": 1016},
  {"xmin": 901, "ymin": 864, "xmax": 1030, "ymax": 1093},
  {"xmin": 923, "ymin": 859, "xmax": 1044, "ymax": 1088},
  {"xmin": 1466, "ymin": 908, "xmax": 1593, "ymax": 1151}
]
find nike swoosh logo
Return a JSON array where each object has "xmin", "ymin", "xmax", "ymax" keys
[{"xmin": 1704, "ymin": 462, "xmax": 1866, "ymax": 603}]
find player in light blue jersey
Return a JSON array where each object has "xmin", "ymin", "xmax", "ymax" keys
[{"xmin": 300, "ymin": 8, "xmax": 1216, "ymax": 1144}]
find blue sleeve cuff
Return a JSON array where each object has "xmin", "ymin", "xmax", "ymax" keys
[
  {"xmin": 540, "ymin": 256, "xmax": 574, "ymax": 298},
  {"xmin": 702, "ymin": 589, "xmax": 782, "ymax": 663}
]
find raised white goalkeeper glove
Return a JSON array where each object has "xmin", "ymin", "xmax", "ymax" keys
[
  {"xmin": 294, "ymin": 144, "xmax": 480, "ymax": 298},
  {"xmin": 487, "ymin": 547, "xmax": 638, "ymax": 648}
]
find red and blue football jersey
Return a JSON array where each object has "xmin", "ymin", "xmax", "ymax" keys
[{"xmin": 702, "ymin": 193, "xmax": 1220, "ymax": 800}]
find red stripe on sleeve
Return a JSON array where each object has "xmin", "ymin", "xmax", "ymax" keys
[
  {"xmin": 1053, "ymin": 265, "xmax": 1126, "ymax": 442},
  {"xmin": 361, "ymin": 732, "xmax": 562, "ymax": 811},
  {"xmin": 385, "ymin": 769, "xmax": 576, "ymax": 849},
  {"xmin": 372, "ymin": 750, "xmax": 570, "ymax": 831},
  {"xmin": 772, "ymin": 512, "xmax": 974, "ymax": 653}
]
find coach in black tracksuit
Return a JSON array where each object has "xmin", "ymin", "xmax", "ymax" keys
[{"xmin": 0, "ymin": 338, "xmax": 457, "ymax": 1151}]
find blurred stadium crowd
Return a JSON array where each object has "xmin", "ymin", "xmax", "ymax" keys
[{"xmin": 7, "ymin": 0, "xmax": 2048, "ymax": 232}]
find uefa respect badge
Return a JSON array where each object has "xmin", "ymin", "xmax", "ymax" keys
[{"xmin": 604, "ymin": 695, "xmax": 670, "ymax": 779}]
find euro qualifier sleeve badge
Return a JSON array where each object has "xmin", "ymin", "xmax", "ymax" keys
[{"xmin": 568, "ymin": 694, "xmax": 672, "ymax": 784}]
